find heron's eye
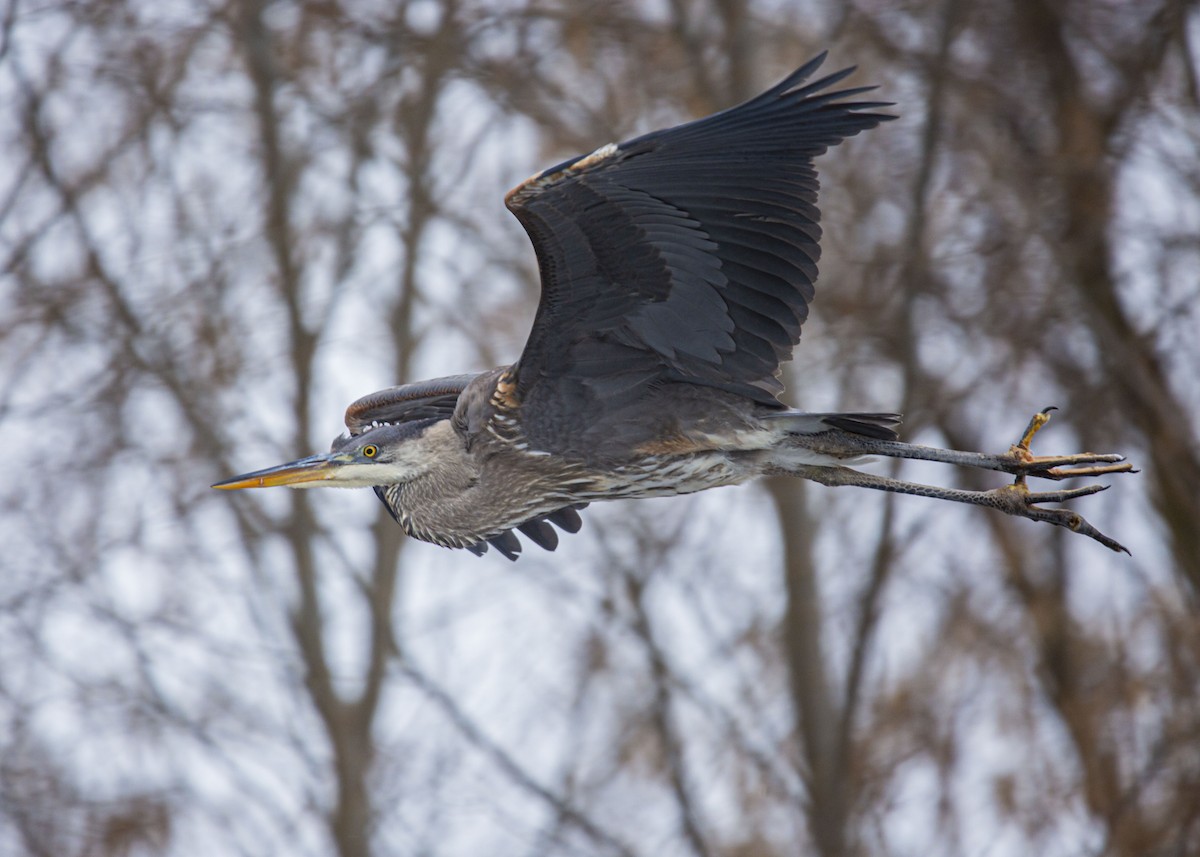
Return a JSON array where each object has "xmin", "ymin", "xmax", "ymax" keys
[{"xmin": 362, "ymin": 444, "xmax": 378, "ymax": 458}]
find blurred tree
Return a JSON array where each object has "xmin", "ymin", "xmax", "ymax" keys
[{"xmin": 0, "ymin": 1, "xmax": 1196, "ymax": 856}]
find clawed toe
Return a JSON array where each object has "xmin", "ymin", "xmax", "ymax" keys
[
  {"xmin": 992, "ymin": 481, "xmax": 1130, "ymax": 554},
  {"xmin": 993, "ymin": 411, "xmax": 1133, "ymax": 552},
  {"xmin": 1014, "ymin": 453, "xmax": 1133, "ymax": 481},
  {"xmin": 1025, "ymin": 483, "xmax": 1108, "ymax": 503},
  {"xmin": 1006, "ymin": 410, "xmax": 1135, "ymax": 486},
  {"xmin": 1036, "ymin": 461, "xmax": 1135, "ymax": 480},
  {"xmin": 785, "ymin": 408, "xmax": 1134, "ymax": 552}
]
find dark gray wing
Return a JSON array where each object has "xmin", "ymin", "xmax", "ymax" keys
[{"xmin": 505, "ymin": 54, "xmax": 893, "ymax": 451}]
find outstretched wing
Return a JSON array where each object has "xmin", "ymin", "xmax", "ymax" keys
[{"xmin": 506, "ymin": 54, "xmax": 892, "ymax": 451}]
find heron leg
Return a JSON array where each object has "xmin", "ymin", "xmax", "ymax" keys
[
  {"xmin": 776, "ymin": 408, "xmax": 1134, "ymax": 553},
  {"xmin": 785, "ymin": 408, "xmax": 1133, "ymax": 481},
  {"xmin": 786, "ymin": 463, "xmax": 1128, "ymax": 553}
]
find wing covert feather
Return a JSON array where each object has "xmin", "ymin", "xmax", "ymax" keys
[{"xmin": 341, "ymin": 374, "xmax": 478, "ymax": 436}]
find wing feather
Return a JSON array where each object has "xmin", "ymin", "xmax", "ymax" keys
[
  {"xmin": 342, "ymin": 374, "xmax": 478, "ymax": 435},
  {"xmin": 506, "ymin": 53, "xmax": 893, "ymax": 453}
]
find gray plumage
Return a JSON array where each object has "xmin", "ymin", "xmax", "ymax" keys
[{"xmin": 215, "ymin": 55, "xmax": 902, "ymax": 560}]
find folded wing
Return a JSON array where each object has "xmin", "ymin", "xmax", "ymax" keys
[{"xmin": 337, "ymin": 375, "xmax": 589, "ymax": 559}]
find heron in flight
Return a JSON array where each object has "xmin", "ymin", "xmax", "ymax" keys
[{"xmin": 215, "ymin": 54, "xmax": 1132, "ymax": 558}]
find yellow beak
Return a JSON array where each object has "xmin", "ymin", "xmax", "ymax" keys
[{"xmin": 212, "ymin": 453, "xmax": 346, "ymax": 490}]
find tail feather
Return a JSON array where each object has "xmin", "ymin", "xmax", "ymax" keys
[{"xmin": 764, "ymin": 410, "xmax": 902, "ymax": 441}]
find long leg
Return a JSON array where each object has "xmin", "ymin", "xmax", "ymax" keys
[
  {"xmin": 789, "ymin": 409, "xmax": 1133, "ymax": 481},
  {"xmin": 788, "ymin": 462, "xmax": 1127, "ymax": 553},
  {"xmin": 779, "ymin": 409, "xmax": 1134, "ymax": 553}
]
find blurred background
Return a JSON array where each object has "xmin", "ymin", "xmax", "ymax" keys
[{"xmin": 2, "ymin": 1, "xmax": 1198, "ymax": 855}]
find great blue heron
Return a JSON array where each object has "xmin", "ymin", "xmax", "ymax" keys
[{"xmin": 215, "ymin": 54, "xmax": 1132, "ymax": 559}]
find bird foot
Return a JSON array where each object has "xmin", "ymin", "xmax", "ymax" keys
[
  {"xmin": 786, "ymin": 407, "xmax": 1136, "ymax": 553},
  {"xmin": 987, "ymin": 482, "xmax": 1129, "ymax": 553},
  {"xmin": 992, "ymin": 407, "xmax": 1133, "ymax": 553}
]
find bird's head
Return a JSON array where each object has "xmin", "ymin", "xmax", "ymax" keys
[{"xmin": 213, "ymin": 419, "xmax": 450, "ymax": 491}]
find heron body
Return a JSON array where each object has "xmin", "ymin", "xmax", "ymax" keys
[
  {"xmin": 361, "ymin": 369, "xmax": 875, "ymax": 553},
  {"xmin": 215, "ymin": 54, "xmax": 902, "ymax": 559}
]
